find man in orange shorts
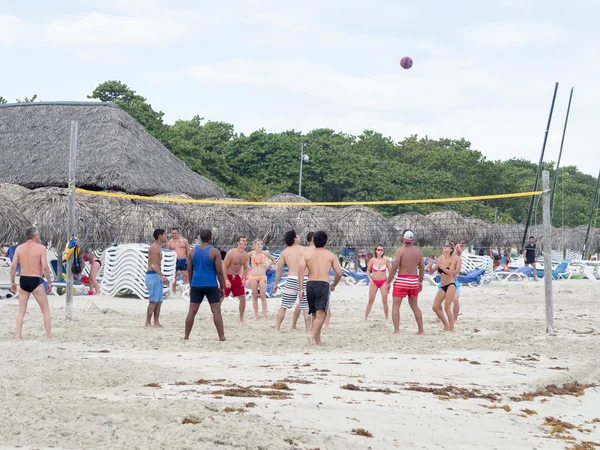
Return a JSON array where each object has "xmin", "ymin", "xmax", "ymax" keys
[
  {"xmin": 222, "ymin": 236, "xmax": 249, "ymax": 322},
  {"xmin": 385, "ymin": 230, "xmax": 425, "ymax": 335}
]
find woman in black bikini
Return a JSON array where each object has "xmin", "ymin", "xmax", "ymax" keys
[{"xmin": 427, "ymin": 242, "xmax": 457, "ymax": 332}]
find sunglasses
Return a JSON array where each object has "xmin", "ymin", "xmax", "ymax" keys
[{"xmin": 376, "ymin": 248, "xmax": 384, "ymax": 251}]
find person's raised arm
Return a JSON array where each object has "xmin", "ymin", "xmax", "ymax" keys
[
  {"xmin": 212, "ymin": 248, "xmax": 226, "ymax": 299},
  {"xmin": 386, "ymin": 249, "xmax": 401, "ymax": 285},
  {"xmin": 272, "ymin": 253, "xmax": 285, "ymax": 295},
  {"xmin": 10, "ymin": 250, "xmax": 19, "ymax": 292}
]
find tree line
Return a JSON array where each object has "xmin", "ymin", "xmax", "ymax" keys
[{"xmin": 4, "ymin": 81, "xmax": 598, "ymax": 227}]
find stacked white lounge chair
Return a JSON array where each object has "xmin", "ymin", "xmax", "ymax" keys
[{"xmin": 101, "ymin": 244, "xmax": 176, "ymax": 299}]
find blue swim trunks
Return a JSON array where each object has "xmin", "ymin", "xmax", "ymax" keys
[
  {"xmin": 145, "ymin": 271, "xmax": 164, "ymax": 303},
  {"xmin": 175, "ymin": 258, "xmax": 188, "ymax": 271}
]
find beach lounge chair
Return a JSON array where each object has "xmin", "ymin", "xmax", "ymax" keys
[
  {"xmin": 101, "ymin": 244, "xmax": 176, "ymax": 300},
  {"xmin": 529, "ymin": 261, "xmax": 570, "ymax": 280}
]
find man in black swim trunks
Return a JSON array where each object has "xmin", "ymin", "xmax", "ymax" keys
[
  {"xmin": 523, "ymin": 236, "xmax": 538, "ymax": 281},
  {"xmin": 184, "ymin": 229, "xmax": 226, "ymax": 341},
  {"xmin": 298, "ymin": 231, "xmax": 342, "ymax": 346},
  {"xmin": 10, "ymin": 227, "xmax": 52, "ymax": 339}
]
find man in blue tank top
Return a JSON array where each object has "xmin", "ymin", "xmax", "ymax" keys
[{"xmin": 184, "ymin": 229, "xmax": 226, "ymax": 341}]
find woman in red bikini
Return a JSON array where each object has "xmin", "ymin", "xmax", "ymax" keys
[
  {"xmin": 364, "ymin": 245, "xmax": 391, "ymax": 321},
  {"xmin": 83, "ymin": 250, "xmax": 101, "ymax": 295},
  {"xmin": 247, "ymin": 240, "xmax": 275, "ymax": 320}
]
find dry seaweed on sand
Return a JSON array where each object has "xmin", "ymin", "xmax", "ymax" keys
[
  {"xmin": 521, "ymin": 409, "xmax": 538, "ymax": 415},
  {"xmin": 281, "ymin": 378, "xmax": 314, "ymax": 385},
  {"xmin": 212, "ymin": 386, "xmax": 292, "ymax": 400},
  {"xmin": 567, "ymin": 442, "xmax": 600, "ymax": 450},
  {"xmin": 543, "ymin": 416, "xmax": 577, "ymax": 435},
  {"xmin": 182, "ymin": 417, "xmax": 201, "ymax": 424},
  {"xmin": 480, "ymin": 404, "xmax": 511, "ymax": 412},
  {"xmin": 340, "ymin": 384, "xmax": 397, "ymax": 394},
  {"xmin": 351, "ymin": 428, "xmax": 373, "ymax": 438},
  {"xmin": 144, "ymin": 382, "xmax": 161, "ymax": 388},
  {"xmin": 223, "ymin": 407, "xmax": 246, "ymax": 413},
  {"xmin": 405, "ymin": 385, "xmax": 501, "ymax": 401},
  {"xmin": 510, "ymin": 382, "xmax": 596, "ymax": 402}
]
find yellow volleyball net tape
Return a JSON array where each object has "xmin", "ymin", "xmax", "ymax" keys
[{"xmin": 76, "ymin": 188, "xmax": 543, "ymax": 206}]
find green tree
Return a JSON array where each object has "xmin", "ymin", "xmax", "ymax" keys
[{"xmin": 0, "ymin": 96, "xmax": 7, "ymax": 104}]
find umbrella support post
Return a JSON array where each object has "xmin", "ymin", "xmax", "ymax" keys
[{"xmin": 66, "ymin": 121, "xmax": 78, "ymax": 321}]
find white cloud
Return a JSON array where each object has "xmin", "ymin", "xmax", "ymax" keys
[
  {"xmin": 46, "ymin": 11, "xmax": 189, "ymax": 45},
  {"xmin": 463, "ymin": 22, "xmax": 565, "ymax": 47},
  {"xmin": 0, "ymin": 15, "xmax": 24, "ymax": 43}
]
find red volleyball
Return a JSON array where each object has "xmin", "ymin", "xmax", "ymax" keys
[{"xmin": 400, "ymin": 56, "xmax": 413, "ymax": 69}]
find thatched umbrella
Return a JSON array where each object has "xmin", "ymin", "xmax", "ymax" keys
[
  {"xmin": 19, "ymin": 187, "xmax": 116, "ymax": 247},
  {"xmin": 334, "ymin": 206, "xmax": 396, "ymax": 248},
  {"xmin": 425, "ymin": 211, "xmax": 475, "ymax": 243},
  {"xmin": 262, "ymin": 193, "xmax": 339, "ymax": 247},
  {"xmin": 0, "ymin": 183, "xmax": 29, "ymax": 202},
  {"xmin": 184, "ymin": 197, "xmax": 257, "ymax": 247},
  {"xmin": 553, "ymin": 225, "xmax": 600, "ymax": 255},
  {"xmin": 492, "ymin": 223, "xmax": 526, "ymax": 249},
  {"xmin": 389, "ymin": 212, "xmax": 444, "ymax": 247},
  {"xmin": 0, "ymin": 194, "xmax": 32, "ymax": 243},
  {"xmin": 0, "ymin": 102, "xmax": 224, "ymax": 198}
]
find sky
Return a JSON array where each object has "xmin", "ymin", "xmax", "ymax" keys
[{"xmin": 1, "ymin": 0, "xmax": 598, "ymax": 177}]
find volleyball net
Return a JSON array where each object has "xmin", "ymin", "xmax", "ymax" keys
[{"xmin": 59, "ymin": 188, "xmax": 555, "ymax": 253}]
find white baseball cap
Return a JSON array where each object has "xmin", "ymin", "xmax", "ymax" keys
[{"xmin": 402, "ymin": 230, "xmax": 415, "ymax": 243}]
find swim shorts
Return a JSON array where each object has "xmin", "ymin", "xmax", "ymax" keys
[
  {"xmin": 225, "ymin": 274, "xmax": 245, "ymax": 297},
  {"xmin": 145, "ymin": 271, "xmax": 164, "ymax": 302},
  {"xmin": 190, "ymin": 286, "xmax": 221, "ymax": 304},
  {"xmin": 307, "ymin": 280, "xmax": 330, "ymax": 314},
  {"xmin": 176, "ymin": 258, "xmax": 188, "ymax": 271},
  {"xmin": 392, "ymin": 274, "xmax": 419, "ymax": 298},
  {"xmin": 280, "ymin": 276, "xmax": 308, "ymax": 310}
]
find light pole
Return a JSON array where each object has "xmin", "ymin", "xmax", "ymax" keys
[{"xmin": 299, "ymin": 142, "xmax": 308, "ymax": 197}]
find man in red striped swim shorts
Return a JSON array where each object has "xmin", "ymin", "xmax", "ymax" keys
[{"xmin": 385, "ymin": 230, "xmax": 425, "ymax": 335}]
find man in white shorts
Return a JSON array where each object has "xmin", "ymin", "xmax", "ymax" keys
[{"xmin": 272, "ymin": 230, "xmax": 310, "ymax": 332}]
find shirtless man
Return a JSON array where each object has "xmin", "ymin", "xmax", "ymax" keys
[
  {"xmin": 145, "ymin": 229, "xmax": 169, "ymax": 328},
  {"xmin": 273, "ymin": 230, "xmax": 310, "ymax": 331},
  {"xmin": 385, "ymin": 230, "xmax": 425, "ymax": 335},
  {"xmin": 298, "ymin": 231, "xmax": 342, "ymax": 346},
  {"xmin": 11, "ymin": 227, "xmax": 52, "ymax": 339},
  {"xmin": 166, "ymin": 227, "xmax": 190, "ymax": 294},
  {"xmin": 292, "ymin": 231, "xmax": 314, "ymax": 331},
  {"xmin": 222, "ymin": 236, "xmax": 249, "ymax": 322}
]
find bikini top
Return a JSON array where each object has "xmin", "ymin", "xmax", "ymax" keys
[
  {"xmin": 252, "ymin": 254, "xmax": 266, "ymax": 266},
  {"xmin": 438, "ymin": 267, "xmax": 450, "ymax": 275},
  {"xmin": 371, "ymin": 265, "xmax": 387, "ymax": 272}
]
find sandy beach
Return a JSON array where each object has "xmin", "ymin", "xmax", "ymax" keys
[{"xmin": 1, "ymin": 279, "xmax": 599, "ymax": 450}]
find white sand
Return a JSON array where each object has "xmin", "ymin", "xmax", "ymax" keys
[{"xmin": 1, "ymin": 279, "xmax": 599, "ymax": 449}]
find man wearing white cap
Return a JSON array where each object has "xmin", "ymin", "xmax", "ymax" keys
[{"xmin": 385, "ymin": 229, "xmax": 425, "ymax": 334}]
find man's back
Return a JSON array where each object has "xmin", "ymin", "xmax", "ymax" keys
[
  {"xmin": 15, "ymin": 242, "xmax": 45, "ymax": 277},
  {"xmin": 305, "ymin": 248, "xmax": 335, "ymax": 282},
  {"xmin": 282, "ymin": 245, "xmax": 304, "ymax": 275},
  {"xmin": 397, "ymin": 245, "xmax": 423, "ymax": 275},
  {"xmin": 191, "ymin": 244, "xmax": 217, "ymax": 287}
]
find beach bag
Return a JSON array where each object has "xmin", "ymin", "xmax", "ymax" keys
[{"xmin": 71, "ymin": 246, "xmax": 82, "ymax": 275}]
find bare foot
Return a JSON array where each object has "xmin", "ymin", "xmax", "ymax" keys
[
  {"xmin": 219, "ymin": 336, "xmax": 226, "ymax": 341},
  {"xmin": 184, "ymin": 337, "xmax": 189, "ymax": 340},
  {"xmin": 16, "ymin": 335, "xmax": 22, "ymax": 340},
  {"xmin": 154, "ymin": 323, "xmax": 164, "ymax": 328},
  {"xmin": 416, "ymin": 331, "xmax": 424, "ymax": 335},
  {"xmin": 390, "ymin": 330, "xmax": 400, "ymax": 335},
  {"xmin": 145, "ymin": 323, "xmax": 152, "ymax": 328},
  {"xmin": 306, "ymin": 335, "xmax": 313, "ymax": 346}
]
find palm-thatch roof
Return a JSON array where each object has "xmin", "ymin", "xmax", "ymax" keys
[
  {"xmin": 18, "ymin": 187, "xmax": 117, "ymax": 247},
  {"xmin": 553, "ymin": 225, "xmax": 600, "ymax": 254},
  {"xmin": 389, "ymin": 213, "xmax": 444, "ymax": 247},
  {"xmin": 0, "ymin": 194, "xmax": 32, "ymax": 243},
  {"xmin": 0, "ymin": 183, "xmax": 29, "ymax": 202},
  {"xmin": 262, "ymin": 193, "xmax": 338, "ymax": 246},
  {"xmin": 425, "ymin": 211, "xmax": 474, "ymax": 243},
  {"xmin": 334, "ymin": 206, "xmax": 396, "ymax": 248},
  {"xmin": 0, "ymin": 102, "xmax": 224, "ymax": 198},
  {"xmin": 182, "ymin": 197, "xmax": 256, "ymax": 247}
]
